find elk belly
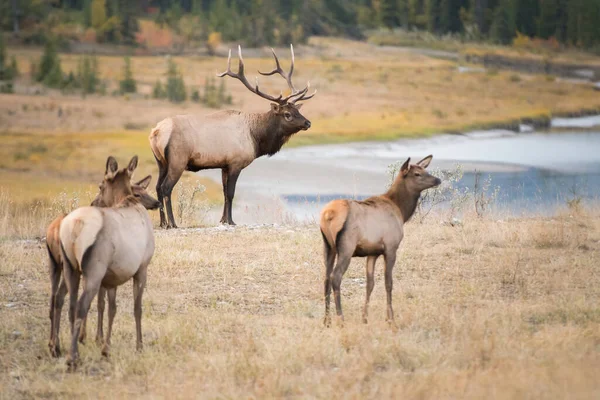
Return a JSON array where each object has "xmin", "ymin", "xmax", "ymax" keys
[{"xmin": 353, "ymin": 238, "xmax": 385, "ymax": 257}]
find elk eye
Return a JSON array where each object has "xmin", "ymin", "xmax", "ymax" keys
[
  {"xmin": 284, "ymin": 112, "xmax": 292, "ymax": 120},
  {"xmin": 414, "ymin": 172, "xmax": 421, "ymax": 176}
]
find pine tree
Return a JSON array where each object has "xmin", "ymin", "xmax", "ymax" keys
[
  {"xmin": 380, "ymin": 0, "xmax": 400, "ymax": 29},
  {"xmin": 514, "ymin": 0, "xmax": 539, "ymax": 37},
  {"xmin": 37, "ymin": 39, "xmax": 60, "ymax": 83},
  {"xmin": 490, "ymin": 1, "xmax": 513, "ymax": 44},
  {"xmin": 427, "ymin": 0, "xmax": 442, "ymax": 33},
  {"xmin": 166, "ymin": 57, "xmax": 186, "ymax": 103},
  {"xmin": 537, "ymin": 0, "xmax": 559, "ymax": 39},
  {"xmin": 119, "ymin": 56, "xmax": 137, "ymax": 94}
]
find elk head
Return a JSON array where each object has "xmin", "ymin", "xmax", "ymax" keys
[
  {"xmin": 217, "ymin": 45, "xmax": 315, "ymax": 134},
  {"xmin": 93, "ymin": 156, "xmax": 159, "ymax": 210},
  {"xmin": 399, "ymin": 155, "xmax": 442, "ymax": 193}
]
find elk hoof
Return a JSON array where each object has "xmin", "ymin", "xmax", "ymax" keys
[
  {"xmin": 136, "ymin": 342, "xmax": 143, "ymax": 352},
  {"xmin": 66, "ymin": 355, "xmax": 79, "ymax": 371},
  {"xmin": 101, "ymin": 345, "xmax": 110, "ymax": 358},
  {"xmin": 49, "ymin": 343, "xmax": 61, "ymax": 358}
]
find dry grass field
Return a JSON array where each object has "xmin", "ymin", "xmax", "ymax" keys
[{"xmin": 1, "ymin": 209, "xmax": 599, "ymax": 399}]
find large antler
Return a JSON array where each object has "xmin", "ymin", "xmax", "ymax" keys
[
  {"xmin": 259, "ymin": 44, "xmax": 316, "ymax": 104},
  {"xmin": 217, "ymin": 46, "xmax": 285, "ymax": 104},
  {"xmin": 217, "ymin": 45, "xmax": 316, "ymax": 105}
]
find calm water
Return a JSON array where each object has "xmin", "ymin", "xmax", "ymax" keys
[{"xmin": 198, "ymin": 117, "xmax": 600, "ymax": 223}]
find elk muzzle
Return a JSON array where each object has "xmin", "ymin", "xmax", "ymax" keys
[{"xmin": 303, "ymin": 120, "xmax": 311, "ymax": 130}]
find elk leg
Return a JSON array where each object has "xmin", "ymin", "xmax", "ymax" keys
[
  {"xmin": 362, "ymin": 255, "xmax": 378, "ymax": 324},
  {"xmin": 223, "ymin": 170, "xmax": 240, "ymax": 225},
  {"xmin": 102, "ymin": 288, "xmax": 117, "ymax": 357},
  {"xmin": 155, "ymin": 159, "xmax": 168, "ymax": 228},
  {"xmin": 50, "ymin": 278, "xmax": 67, "ymax": 357},
  {"xmin": 68, "ymin": 277, "xmax": 101, "ymax": 369},
  {"xmin": 383, "ymin": 252, "xmax": 397, "ymax": 322},
  {"xmin": 78, "ymin": 314, "xmax": 87, "ymax": 344},
  {"xmin": 95, "ymin": 286, "xmax": 106, "ymax": 345},
  {"xmin": 133, "ymin": 268, "xmax": 147, "ymax": 352},
  {"xmin": 161, "ymin": 168, "xmax": 184, "ymax": 229},
  {"xmin": 332, "ymin": 253, "xmax": 352, "ymax": 323},
  {"xmin": 323, "ymin": 238, "xmax": 336, "ymax": 327},
  {"xmin": 48, "ymin": 256, "xmax": 62, "ymax": 356},
  {"xmin": 62, "ymin": 264, "xmax": 80, "ymax": 336},
  {"xmin": 219, "ymin": 168, "xmax": 229, "ymax": 224}
]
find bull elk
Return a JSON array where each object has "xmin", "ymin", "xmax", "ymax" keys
[
  {"xmin": 59, "ymin": 156, "xmax": 160, "ymax": 367},
  {"xmin": 46, "ymin": 174, "xmax": 160, "ymax": 358},
  {"xmin": 320, "ymin": 155, "xmax": 441, "ymax": 326},
  {"xmin": 150, "ymin": 44, "xmax": 316, "ymax": 227}
]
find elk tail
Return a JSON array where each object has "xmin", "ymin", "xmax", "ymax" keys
[
  {"xmin": 59, "ymin": 208, "xmax": 103, "ymax": 272},
  {"xmin": 149, "ymin": 119, "xmax": 173, "ymax": 168},
  {"xmin": 319, "ymin": 200, "xmax": 350, "ymax": 251}
]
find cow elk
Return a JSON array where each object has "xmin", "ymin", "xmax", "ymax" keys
[
  {"xmin": 150, "ymin": 44, "xmax": 316, "ymax": 228},
  {"xmin": 59, "ymin": 156, "xmax": 160, "ymax": 368},
  {"xmin": 46, "ymin": 174, "xmax": 160, "ymax": 358},
  {"xmin": 320, "ymin": 155, "xmax": 441, "ymax": 326}
]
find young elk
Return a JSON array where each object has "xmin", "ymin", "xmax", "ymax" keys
[
  {"xmin": 59, "ymin": 156, "xmax": 160, "ymax": 367},
  {"xmin": 46, "ymin": 175, "xmax": 159, "ymax": 358},
  {"xmin": 320, "ymin": 155, "xmax": 441, "ymax": 326},
  {"xmin": 150, "ymin": 44, "xmax": 315, "ymax": 228}
]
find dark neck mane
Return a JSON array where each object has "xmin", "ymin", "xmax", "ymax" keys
[
  {"xmin": 115, "ymin": 194, "xmax": 139, "ymax": 208},
  {"xmin": 384, "ymin": 177, "xmax": 420, "ymax": 222},
  {"xmin": 249, "ymin": 111, "xmax": 298, "ymax": 158}
]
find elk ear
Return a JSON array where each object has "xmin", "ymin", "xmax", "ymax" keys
[
  {"xmin": 400, "ymin": 157, "xmax": 411, "ymax": 176},
  {"xmin": 105, "ymin": 156, "xmax": 118, "ymax": 179},
  {"xmin": 271, "ymin": 103, "xmax": 281, "ymax": 114},
  {"xmin": 135, "ymin": 175, "xmax": 152, "ymax": 189},
  {"xmin": 416, "ymin": 155, "xmax": 433, "ymax": 169},
  {"xmin": 127, "ymin": 156, "xmax": 138, "ymax": 177},
  {"xmin": 294, "ymin": 103, "xmax": 303, "ymax": 110}
]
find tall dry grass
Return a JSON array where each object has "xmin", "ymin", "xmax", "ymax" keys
[{"xmin": 1, "ymin": 204, "xmax": 598, "ymax": 398}]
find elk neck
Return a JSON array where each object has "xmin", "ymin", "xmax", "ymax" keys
[
  {"xmin": 248, "ymin": 111, "xmax": 298, "ymax": 158},
  {"xmin": 384, "ymin": 176, "xmax": 420, "ymax": 223}
]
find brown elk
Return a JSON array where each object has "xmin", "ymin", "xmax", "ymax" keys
[
  {"xmin": 46, "ymin": 175, "xmax": 160, "ymax": 358},
  {"xmin": 59, "ymin": 156, "xmax": 160, "ymax": 367},
  {"xmin": 149, "ymin": 44, "xmax": 315, "ymax": 228},
  {"xmin": 320, "ymin": 155, "xmax": 441, "ymax": 326}
]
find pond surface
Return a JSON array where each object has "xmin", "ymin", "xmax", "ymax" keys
[{"xmin": 197, "ymin": 117, "xmax": 600, "ymax": 224}]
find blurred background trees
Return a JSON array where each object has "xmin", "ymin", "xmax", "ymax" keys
[{"xmin": 0, "ymin": 1, "xmax": 598, "ymax": 49}]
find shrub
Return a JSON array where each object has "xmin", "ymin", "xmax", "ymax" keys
[
  {"xmin": 191, "ymin": 88, "xmax": 201, "ymax": 102},
  {"xmin": 206, "ymin": 32, "xmax": 222, "ymax": 55},
  {"xmin": 202, "ymin": 77, "xmax": 232, "ymax": 108},
  {"xmin": 119, "ymin": 56, "xmax": 137, "ymax": 94}
]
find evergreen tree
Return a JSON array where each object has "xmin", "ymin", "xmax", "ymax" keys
[
  {"xmin": 119, "ymin": 56, "xmax": 137, "ymax": 94},
  {"xmin": 490, "ymin": 0, "xmax": 513, "ymax": 44},
  {"xmin": 514, "ymin": 0, "xmax": 538, "ymax": 37},
  {"xmin": 166, "ymin": 57, "xmax": 186, "ymax": 103},
  {"xmin": 37, "ymin": 39, "xmax": 61, "ymax": 83},
  {"xmin": 380, "ymin": 0, "xmax": 400, "ymax": 29},
  {"xmin": 537, "ymin": 0, "xmax": 559, "ymax": 39},
  {"xmin": 427, "ymin": 0, "xmax": 442, "ymax": 32}
]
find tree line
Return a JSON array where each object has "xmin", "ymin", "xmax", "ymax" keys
[{"xmin": 1, "ymin": 0, "xmax": 599, "ymax": 49}]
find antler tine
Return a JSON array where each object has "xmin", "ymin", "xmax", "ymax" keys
[
  {"xmin": 216, "ymin": 48, "xmax": 233, "ymax": 77},
  {"xmin": 257, "ymin": 45, "xmax": 296, "ymax": 93},
  {"xmin": 217, "ymin": 45, "xmax": 284, "ymax": 104},
  {"xmin": 290, "ymin": 82, "xmax": 317, "ymax": 104}
]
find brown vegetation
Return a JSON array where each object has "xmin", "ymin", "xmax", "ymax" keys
[{"xmin": 1, "ymin": 209, "xmax": 598, "ymax": 398}]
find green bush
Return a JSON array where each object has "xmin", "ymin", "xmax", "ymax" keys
[
  {"xmin": 37, "ymin": 39, "xmax": 61, "ymax": 83},
  {"xmin": 119, "ymin": 56, "xmax": 137, "ymax": 94},
  {"xmin": 202, "ymin": 77, "xmax": 232, "ymax": 108}
]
